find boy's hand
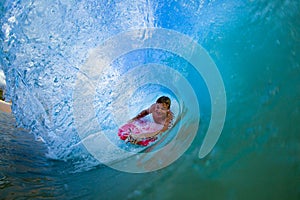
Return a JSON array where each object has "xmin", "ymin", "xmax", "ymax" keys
[
  {"xmin": 127, "ymin": 134, "xmax": 140, "ymax": 144},
  {"xmin": 127, "ymin": 119, "xmax": 134, "ymax": 123}
]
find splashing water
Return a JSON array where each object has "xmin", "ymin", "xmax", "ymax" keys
[{"xmin": 1, "ymin": 0, "xmax": 163, "ymax": 163}]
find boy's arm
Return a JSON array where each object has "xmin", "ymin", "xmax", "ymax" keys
[
  {"xmin": 130, "ymin": 105, "xmax": 153, "ymax": 121},
  {"xmin": 161, "ymin": 111, "xmax": 173, "ymax": 132},
  {"xmin": 131, "ymin": 109, "xmax": 149, "ymax": 121}
]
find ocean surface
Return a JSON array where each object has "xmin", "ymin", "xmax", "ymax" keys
[{"xmin": 0, "ymin": 0, "xmax": 299, "ymax": 199}]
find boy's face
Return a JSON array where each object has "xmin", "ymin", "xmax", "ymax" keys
[{"xmin": 154, "ymin": 103, "xmax": 169, "ymax": 117}]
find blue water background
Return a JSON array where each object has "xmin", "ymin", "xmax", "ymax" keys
[{"xmin": 0, "ymin": 0, "xmax": 300, "ymax": 199}]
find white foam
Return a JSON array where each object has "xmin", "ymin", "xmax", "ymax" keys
[{"xmin": 0, "ymin": 70, "xmax": 6, "ymax": 89}]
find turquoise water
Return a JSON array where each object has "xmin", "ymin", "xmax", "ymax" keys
[{"xmin": 1, "ymin": 0, "xmax": 300, "ymax": 199}]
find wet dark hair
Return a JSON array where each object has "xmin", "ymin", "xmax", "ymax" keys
[{"xmin": 156, "ymin": 96, "xmax": 171, "ymax": 109}]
